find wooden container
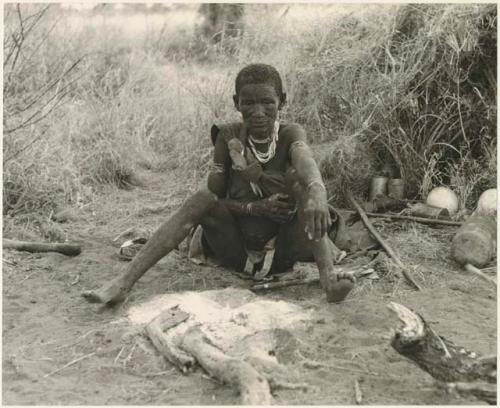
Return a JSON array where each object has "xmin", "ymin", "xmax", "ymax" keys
[{"xmin": 451, "ymin": 215, "xmax": 497, "ymax": 267}]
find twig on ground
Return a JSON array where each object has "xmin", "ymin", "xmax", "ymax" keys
[
  {"xmin": 464, "ymin": 264, "xmax": 497, "ymax": 286},
  {"xmin": 70, "ymin": 274, "xmax": 80, "ymax": 286},
  {"xmin": 114, "ymin": 346, "xmax": 125, "ymax": 364},
  {"xmin": 144, "ymin": 369, "xmax": 176, "ymax": 377},
  {"xmin": 302, "ymin": 358, "xmax": 370, "ymax": 375},
  {"xmin": 354, "ymin": 379, "xmax": 363, "ymax": 404},
  {"xmin": 347, "ymin": 193, "xmax": 422, "ymax": 291},
  {"xmin": 43, "ymin": 351, "xmax": 95, "ymax": 378},
  {"xmin": 123, "ymin": 343, "xmax": 137, "ymax": 366}
]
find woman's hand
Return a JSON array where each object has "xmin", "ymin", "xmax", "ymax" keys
[
  {"xmin": 302, "ymin": 183, "xmax": 332, "ymax": 240},
  {"xmin": 250, "ymin": 193, "xmax": 296, "ymax": 223}
]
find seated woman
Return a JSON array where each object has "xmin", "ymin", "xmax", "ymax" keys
[{"xmin": 82, "ymin": 63, "xmax": 355, "ymax": 305}]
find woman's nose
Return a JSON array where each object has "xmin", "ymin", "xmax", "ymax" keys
[{"xmin": 252, "ymin": 104, "xmax": 265, "ymax": 117}]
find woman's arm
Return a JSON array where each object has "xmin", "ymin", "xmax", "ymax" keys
[
  {"xmin": 207, "ymin": 127, "xmax": 229, "ymax": 198},
  {"xmin": 287, "ymin": 125, "xmax": 332, "ymax": 240}
]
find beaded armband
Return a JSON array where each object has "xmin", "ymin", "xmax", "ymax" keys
[
  {"xmin": 307, "ymin": 180, "xmax": 326, "ymax": 191},
  {"xmin": 208, "ymin": 162, "xmax": 225, "ymax": 174}
]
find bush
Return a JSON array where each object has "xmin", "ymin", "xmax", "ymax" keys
[{"xmin": 293, "ymin": 4, "xmax": 496, "ymax": 207}]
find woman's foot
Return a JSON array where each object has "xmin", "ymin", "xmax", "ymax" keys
[
  {"xmin": 81, "ymin": 277, "xmax": 132, "ymax": 305},
  {"xmin": 321, "ymin": 270, "xmax": 356, "ymax": 303}
]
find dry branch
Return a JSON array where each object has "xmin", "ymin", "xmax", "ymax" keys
[
  {"xmin": 388, "ymin": 302, "xmax": 496, "ymax": 405},
  {"xmin": 347, "ymin": 193, "xmax": 422, "ymax": 290},
  {"xmin": 251, "ymin": 277, "xmax": 319, "ymax": 291},
  {"xmin": 251, "ymin": 268, "xmax": 375, "ymax": 291},
  {"xmin": 464, "ymin": 264, "xmax": 497, "ymax": 287},
  {"xmin": 180, "ymin": 325, "xmax": 272, "ymax": 405},
  {"xmin": 43, "ymin": 351, "xmax": 95, "ymax": 378},
  {"xmin": 344, "ymin": 209, "xmax": 463, "ymax": 226},
  {"xmin": 3, "ymin": 239, "xmax": 81, "ymax": 256},
  {"xmin": 145, "ymin": 307, "xmax": 292, "ymax": 404},
  {"xmin": 144, "ymin": 306, "xmax": 194, "ymax": 372}
]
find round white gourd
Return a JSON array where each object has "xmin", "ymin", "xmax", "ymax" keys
[
  {"xmin": 426, "ymin": 187, "xmax": 459, "ymax": 214},
  {"xmin": 475, "ymin": 188, "xmax": 497, "ymax": 216}
]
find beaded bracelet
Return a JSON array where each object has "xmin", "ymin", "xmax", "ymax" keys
[
  {"xmin": 246, "ymin": 202, "xmax": 253, "ymax": 215},
  {"xmin": 307, "ymin": 180, "xmax": 326, "ymax": 191}
]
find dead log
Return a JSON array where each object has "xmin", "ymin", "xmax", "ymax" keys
[
  {"xmin": 3, "ymin": 239, "xmax": 81, "ymax": 256},
  {"xmin": 180, "ymin": 325, "xmax": 272, "ymax": 405},
  {"xmin": 388, "ymin": 302, "xmax": 496, "ymax": 405},
  {"xmin": 347, "ymin": 193, "xmax": 422, "ymax": 290},
  {"xmin": 145, "ymin": 306, "xmax": 195, "ymax": 373},
  {"xmin": 145, "ymin": 307, "xmax": 272, "ymax": 405}
]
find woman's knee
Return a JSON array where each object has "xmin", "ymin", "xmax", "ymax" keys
[{"xmin": 190, "ymin": 188, "xmax": 218, "ymax": 208}]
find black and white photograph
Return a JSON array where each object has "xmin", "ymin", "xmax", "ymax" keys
[{"xmin": 3, "ymin": 2, "xmax": 497, "ymax": 405}]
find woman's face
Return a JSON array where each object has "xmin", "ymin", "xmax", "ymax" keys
[{"xmin": 235, "ymin": 83, "xmax": 282, "ymax": 139}]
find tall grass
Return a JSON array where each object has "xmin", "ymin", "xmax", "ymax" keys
[{"xmin": 3, "ymin": 3, "xmax": 496, "ymax": 228}]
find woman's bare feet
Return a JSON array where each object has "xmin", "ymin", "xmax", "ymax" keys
[
  {"xmin": 320, "ymin": 270, "xmax": 356, "ymax": 303},
  {"xmin": 81, "ymin": 277, "xmax": 132, "ymax": 305}
]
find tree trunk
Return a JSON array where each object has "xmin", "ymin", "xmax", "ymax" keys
[{"xmin": 388, "ymin": 302, "xmax": 496, "ymax": 405}]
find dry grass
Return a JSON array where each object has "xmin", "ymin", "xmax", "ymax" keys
[{"xmin": 3, "ymin": 4, "xmax": 496, "ymax": 230}]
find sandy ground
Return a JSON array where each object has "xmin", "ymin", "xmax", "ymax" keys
[{"xmin": 3, "ymin": 169, "xmax": 496, "ymax": 405}]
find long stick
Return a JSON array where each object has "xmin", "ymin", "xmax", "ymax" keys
[
  {"xmin": 251, "ymin": 277, "xmax": 318, "ymax": 291},
  {"xmin": 347, "ymin": 193, "xmax": 422, "ymax": 291},
  {"xmin": 464, "ymin": 263, "xmax": 497, "ymax": 287},
  {"xmin": 3, "ymin": 239, "xmax": 81, "ymax": 256},
  {"xmin": 251, "ymin": 268, "xmax": 375, "ymax": 291},
  {"xmin": 344, "ymin": 210, "xmax": 463, "ymax": 226}
]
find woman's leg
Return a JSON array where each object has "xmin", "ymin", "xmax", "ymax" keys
[
  {"xmin": 82, "ymin": 189, "xmax": 245, "ymax": 305},
  {"xmin": 273, "ymin": 168, "xmax": 355, "ymax": 302}
]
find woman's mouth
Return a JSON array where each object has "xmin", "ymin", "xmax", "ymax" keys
[{"xmin": 251, "ymin": 121, "xmax": 268, "ymax": 128}]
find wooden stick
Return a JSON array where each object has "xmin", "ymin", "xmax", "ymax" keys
[
  {"xmin": 344, "ymin": 210, "xmax": 463, "ymax": 226},
  {"xmin": 348, "ymin": 193, "xmax": 422, "ymax": 291},
  {"xmin": 251, "ymin": 277, "xmax": 319, "ymax": 291},
  {"xmin": 251, "ymin": 268, "xmax": 375, "ymax": 291},
  {"xmin": 43, "ymin": 351, "xmax": 95, "ymax": 378},
  {"xmin": 354, "ymin": 379, "xmax": 363, "ymax": 405},
  {"xmin": 464, "ymin": 263, "xmax": 497, "ymax": 287},
  {"xmin": 3, "ymin": 239, "xmax": 81, "ymax": 256}
]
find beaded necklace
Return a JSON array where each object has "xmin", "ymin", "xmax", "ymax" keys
[{"xmin": 247, "ymin": 121, "xmax": 280, "ymax": 164}]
